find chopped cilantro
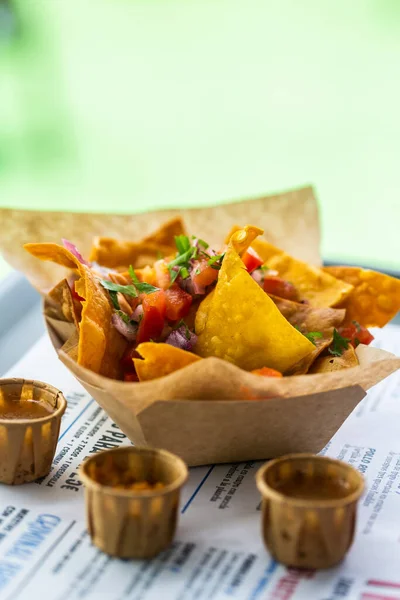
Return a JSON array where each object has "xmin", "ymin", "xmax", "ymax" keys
[
  {"xmin": 208, "ymin": 253, "xmax": 225, "ymax": 270},
  {"xmin": 328, "ymin": 329, "xmax": 350, "ymax": 357},
  {"xmin": 108, "ymin": 291, "xmax": 120, "ymax": 310},
  {"xmin": 176, "ymin": 319, "xmax": 191, "ymax": 340},
  {"xmin": 197, "ymin": 238, "xmax": 209, "ymax": 249},
  {"xmin": 294, "ymin": 326, "xmax": 323, "ymax": 346},
  {"xmin": 304, "ymin": 331, "xmax": 323, "ymax": 344},
  {"xmin": 101, "ymin": 279, "xmax": 138, "ymax": 298},
  {"xmin": 128, "ymin": 266, "xmax": 159, "ymax": 294},
  {"xmin": 168, "ymin": 248, "xmax": 194, "ymax": 269},
  {"xmin": 260, "ymin": 265, "xmax": 270, "ymax": 271},
  {"xmin": 116, "ymin": 310, "xmax": 137, "ymax": 326},
  {"xmin": 174, "ymin": 235, "xmax": 191, "ymax": 255},
  {"xmin": 168, "ymin": 267, "xmax": 180, "ymax": 285},
  {"xmin": 195, "ymin": 267, "xmax": 201, "ymax": 275}
]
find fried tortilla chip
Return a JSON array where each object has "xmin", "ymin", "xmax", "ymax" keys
[
  {"xmin": 309, "ymin": 345, "xmax": 359, "ymax": 373},
  {"xmin": 225, "ymin": 227, "xmax": 353, "ymax": 308},
  {"xmin": 134, "ymin": 342, "xmax": 201, "ymax": 381},
  {"xmin": 323, "ymin": 266, "xmax": 400, "ymax": 328},
  {"xmin": 271, "ymin": 296, "xmax": 346, "ymax": 375},
  {"xmin": 89, "ymin": 217, "xmax": 186, "ymax": 269},
  {"xmin": 195, "ymin": 227, "xmax": 315, "ymax": 372},
  {"xmin": 24, "ymin": 243, "xmax": 126, "ymax": 378},
  {"xmin": 49, "ymin": 279, "xmax": 80, "ymax": 328}
]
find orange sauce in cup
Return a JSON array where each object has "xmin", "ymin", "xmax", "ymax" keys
[{"xmin": 0, "ymin": 399, "xmax": 54, "ymax": 420}]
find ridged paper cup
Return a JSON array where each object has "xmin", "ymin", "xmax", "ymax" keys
[
  {"xmin": 0, "ymin": 378, "xmax": 67, "ymax": 485},
  {"xmin": 80, "ymin": 446, "xmax": 189, "ymax": 559},
  {"xmin": 256, "ymin": 453, "xmax": 364, "ymax": 569}
]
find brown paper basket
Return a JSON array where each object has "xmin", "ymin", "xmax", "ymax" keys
[{"xmin": 1, "ymin": 186, "xmax": 399, "ymax": 466}]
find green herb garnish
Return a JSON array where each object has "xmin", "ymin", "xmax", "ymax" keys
[
  {"xmin": 129, "ymin": 266, "xmax": 159, "ymax": 294},
  {"xmin": 197, "ymin": 238, "xmax": 209, "ymax": 249},
  {"xmin": 108, "ymin": 291, "xmax": 120, "ymax": 310},
  {"xmin": 195, "ymin": 267, "xmax": 201, "ymax": 275},
  {"xmin": 167, "ymin": 239, "xmax": 198, "ymax": 285},
  {"xmin": 169, "ymin": 268, "xmax": 180, "ymax": 285},
  {"xmin": 328, "ymin": 329, "xmax": 350, "ymax": 357},
  {"xmin": 304, "ymin": 331, "xmax": 323, "ymax": 344},
  {"xmin": 294, "ymin": 326, "xmax": 323, "ymax": 346},
  {"xmin": 174, "ymin": 235, "xmax": 191, "ymax": 255},
  {"xmin": 101, "ymin": 280, "xmax": 138, "ymax": 298},
  {"xmin": 352, "ymin": 320, "xmax": 361, "ymax": 332},
  {"xmin": 168, "ymin": 248, "xmax": 194, "ymax": 269},
  {"xmin": 176, "ymin": 319, "xmax": 191, "ymax": 340},
  {"xmin": 116, "ymin": 310, "xmax": 137, "ymax": 326},
  {"xmin": 207, "ymin": 253, "xmax": 225, "ymax": 270}
]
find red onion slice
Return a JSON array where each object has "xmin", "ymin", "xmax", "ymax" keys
[
  {"xmin": 111, "ymin": 313, "xmax": 138, "ymax": 342},
  {"xmin": 166, "ymin": 326, "xmax": 197, "ymax": 351},
  {"xmin": 131, "ymin": 305, "xmax": 144, "ymax": 322},
  {"xmin": 62, "ymin": 239, "xmax": 90, "ymax": 267}
]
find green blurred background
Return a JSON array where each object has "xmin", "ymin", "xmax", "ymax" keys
[{"xmin": 1, "ymin": 0, "xmax": 399, "ymax": 279}]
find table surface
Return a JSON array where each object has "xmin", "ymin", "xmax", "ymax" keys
[{"xmin": 1, "ymin": 0, "xmax": 400, "ymax": 283}]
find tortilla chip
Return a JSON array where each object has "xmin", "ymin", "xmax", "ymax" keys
[
  {"xmin": 271, "ymin": 296, "xmax": 346, "ymax": 375},
  {"xmin": 195, "ymin": 227, "xmax": 315, "ymax": 372},
  {"xmin": 323, "ymin": 266, "xmax": 400, "ymax": 328},
  {"xmin": 228, "ymin": 225, "xmax": 264, "ymax": 255},
  {"xmin": 272, "ymin": 296, "xmax": 346, "ymax": 331},
  {"xmin": 61, "ymin": 331, "xmax": 79, "ymax": 362},
  {"xmin": 89, "ymin": 217, "xmax": 186, "ymax": 269},
  {"xmin": 134, "ymin": 343, "xmax": 201, "ymax": 381},
  {"xmin": 225, "ymin": 227, "xmax": 353, "ymax": 308},
  {"xmin": 24, "ymin": 243, "xmax": 126, "ymax": 378},
  {"xmin": 48, "ymin": 279, "xmax": 80, "ymax": 328},
  {"xmin": 309, "ymin": 345, "xmax": 359, "ymax": 373}
]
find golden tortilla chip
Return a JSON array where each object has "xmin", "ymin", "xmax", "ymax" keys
[
  {"xmin": 89, "ymin": 217, "xmax": 186, "ymax": 269},
  {"xmin": 323, "ymin": 266, "xmax": 400, "ymax": 328},
  {"xmin": 134, "ymin": 343, "xmax": 201, "ymax": 381},
  {"xmin": 24, "ymin": 243, "xmax": 126, "ymax": 378},
  {"xmin": 225, "ymin": 227, "xmax": 353, "ymax": 308},
  {"xmin": 49, "ymin": 279, "xmax": 80, "ymax": 328},
  {"xmin": 309, "ymin": 345, "xmax": 359, "ymax": 373},
  {"xmin": 195, "ymin": 227, "xmax": 315, "ymax": 372},
  {"xmin": 271, "ymin": 296, "xmax": 346, "ymax": 375}
]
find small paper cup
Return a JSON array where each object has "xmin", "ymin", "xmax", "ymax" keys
[
  {"xmin": 0, "ymin": 378, "xmax": 67, "ymax": 485},
  {"xmin": 80, "ymin": 446, "xmax": 189, "ymax": 559},
  {"xmin": 256, "ymin": 453, "xmax": 364, "ymax": 569}
]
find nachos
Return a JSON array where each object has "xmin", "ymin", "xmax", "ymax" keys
[{"xmin": 24, "ymin": 220, "xmax": 400, "ymax": 382}]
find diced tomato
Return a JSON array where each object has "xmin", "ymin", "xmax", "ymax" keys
[
  {"xmin": 263, "ymin": 276, "xmax": 299, "ymax": 302},
  {"xmin": 136, "ymin": 290, "xmax": 166, "ymax": 344},
  {"xmin": 165, "ymin": 285, "xmax": 192, "ymax": 321},
  {"xmin": 191, "ymin": 260, "xmax": 219, "ymax": 289},
  {"xmin": 120, "ymin": 344, "xmax": 141, "ymax": 373},
  {"xmin": 251, "ymin": 367, "xmax": 283, "ymax": 378},
  {"xmin": 242, "ymin": 247, "xmax": 264, "ymax": 273},
  {"xmin": 339, "ymin": 322, "xmax": 374, "ymax": 347},
  {"xmin": 123, "ymin": 372, "xmax": 139, "ymax": 382}
]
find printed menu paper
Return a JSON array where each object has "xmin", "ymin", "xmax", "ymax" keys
[{"xmin": 1, "ymin": 326, "xmax": 400, "ymax": 600}]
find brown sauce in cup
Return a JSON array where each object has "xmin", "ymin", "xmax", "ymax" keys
[{"xmin": 0, "ymin": 399, "xmax": 54, "ymax": 420}]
